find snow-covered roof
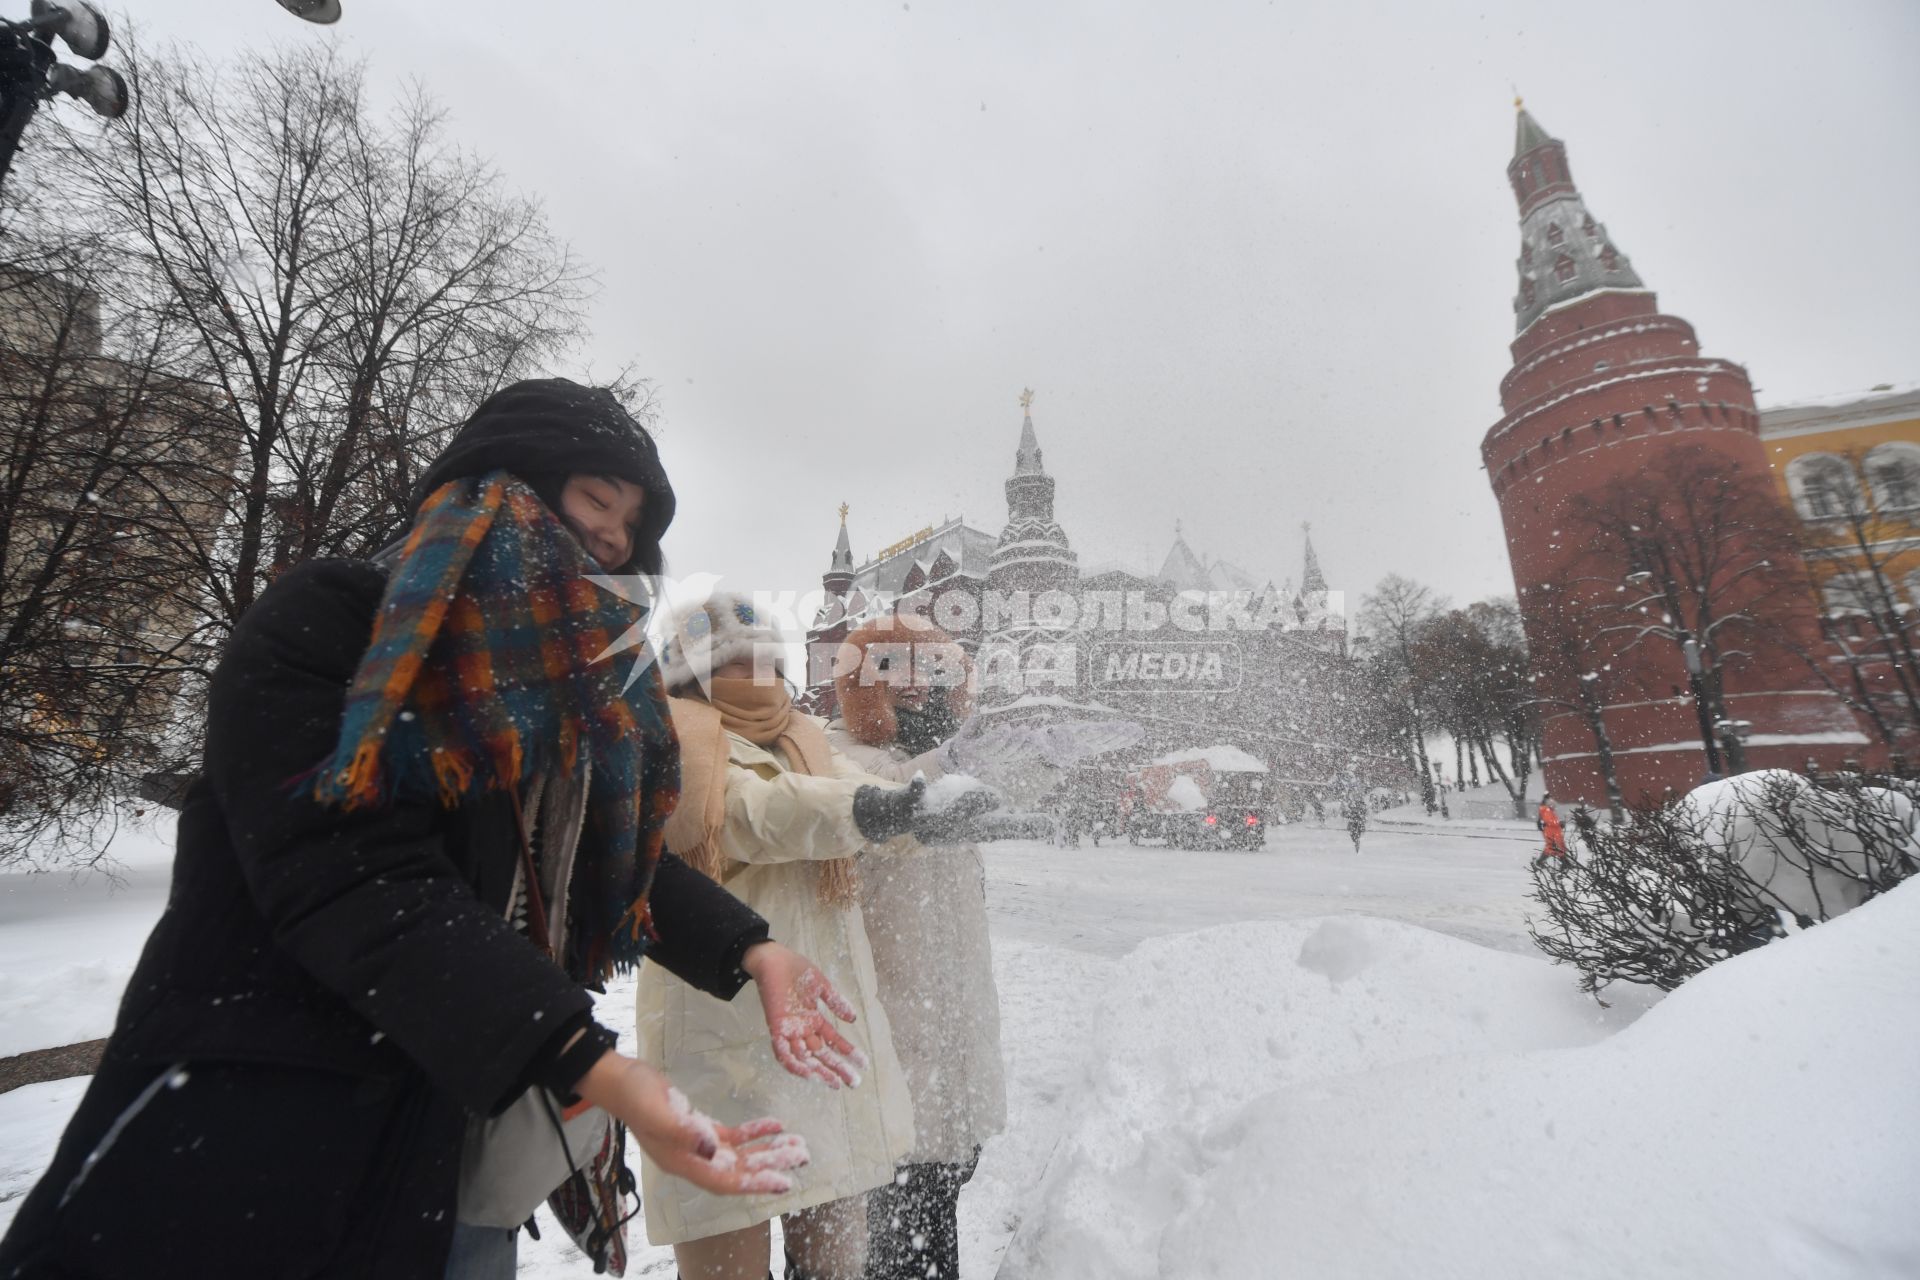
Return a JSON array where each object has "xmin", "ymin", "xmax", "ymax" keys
[
  {"xmin": 1758, "ymin": 380, "xmax": 1920, "ymax": 413},
  {"xmin": 1078, "ymin": 559, "xmax": 1153, "ymax": 581},
  {"xmin": 1206, "ymin": 558, "xmax": 1260, "ymax": 591},
  {"xmin": 1165, "ymin": 775, "xmax": 1210, "ymax": 811},
  {"xmin": 850, "ymin": 519, "xmax": 996, "ymax": 595},
  {"xmin": 1151, "ymin": 744, "xmax": 1268, "ymax": 773},
  {"xmin": 1758, "ymin": 382, "xmax": 1920, "ymax": 439},
  {"xmin": 1157, "ymin": 536, "xmax": 1209, "ymax": 592}
]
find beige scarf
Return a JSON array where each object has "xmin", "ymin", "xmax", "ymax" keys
[{"xmin": 664, "ymin": 678, "xmax": 859, "ymax": 906}]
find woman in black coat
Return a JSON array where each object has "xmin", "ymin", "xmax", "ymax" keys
[{"xmin": 0, "ymin": 380, "xmax": 861, "ymax": 1279}]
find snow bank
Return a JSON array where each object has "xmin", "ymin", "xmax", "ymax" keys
[
  {"xmin": 0, "ymin": 1077, "xmax": 89, "ymax": 1231},
  {"xmin": 1002, "ymin": 894, "xmax": 1920, "ymax": 1279},
  {"xmin": 1681, "ymin": 769, "xmax": 1918, "ymax": 922}
]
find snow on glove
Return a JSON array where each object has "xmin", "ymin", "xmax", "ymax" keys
[
  {"xmin": 851, "ymin": 777, "xmax": 1002, "ymax": 844},
  {"xmin": 906, "ymin": 786, "xmax": 1000, "ymax": 844},
  {"xmin": 852, "ymin": 777, "xmax": 927, "ymax": 842}
]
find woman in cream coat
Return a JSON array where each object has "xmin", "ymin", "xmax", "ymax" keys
[
  {"xmin": 637, "ymin": 593, "xmax": 979, "ymax": 1280},
  {"xmin": 823, "ymin": 614, "xmax": 1006, "ymax": 1280}
]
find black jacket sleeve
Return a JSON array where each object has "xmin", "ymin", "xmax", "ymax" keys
[
  {"xmin": 205, "ymin": 559, "xmax": 592, "ymax": 1115},
  {"xmin": 643, "ymin": 851, "xmax": 770, "ymax": 999}
]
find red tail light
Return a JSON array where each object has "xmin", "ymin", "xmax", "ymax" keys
[
  {"xmin": 1204, "ymin": 814, "xmax": 1218, "ymax": 826},
  {"xmin": 1245, "ymin": 814, "xmax": 1259, "ymax": 827}
]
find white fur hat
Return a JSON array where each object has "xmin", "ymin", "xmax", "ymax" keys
[{"xmin": 655, "ymin": 590, "xmax": 790, "ymax": 693}]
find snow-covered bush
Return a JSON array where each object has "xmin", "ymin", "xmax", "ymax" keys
[{"xmin": 1529, "ymin": 770, "xmax": 1919, "ymax": 995}]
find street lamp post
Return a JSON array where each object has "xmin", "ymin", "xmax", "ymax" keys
[
  {"xmin": 276, "ymin": 0, "xmax": 342, "ymax": 21},
  {"xmin": 0, "ymin": 2, "xmax": 125, "ymax": 197}
]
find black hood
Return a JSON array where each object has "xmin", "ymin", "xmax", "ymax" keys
[{"xmin": 412, "ymin": 378, "xmax": 676, "ymax": 574}]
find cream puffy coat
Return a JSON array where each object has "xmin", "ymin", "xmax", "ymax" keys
[
  {"xmin": 634, "ymin": 721, "xmax": 918, "ymax": 1245},
  {"xmin": 824, "ymin": 723, "xmax": 1009, "ymax": 1166}
]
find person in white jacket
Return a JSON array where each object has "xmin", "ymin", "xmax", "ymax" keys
[
  {"xmin": 823, "ymin": 613, "xmax": 1008, "ymax": 1280},
  {"xmin": 636, "ymin": 593, "xmax": 991, "ymax": 1280}
]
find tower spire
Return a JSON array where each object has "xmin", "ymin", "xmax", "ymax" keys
[
  {"xmin": 1014, "ymin": 387, "xmax": 1045, "ymax": 477},
  {"xmin": 1507, "ymin": 105, "xmax": 1645, "ymax": 333},
  {"xmin": 989, "ymin": 389, "xmax": 1076, "ymax": 595},
  {"xmin": 1300, "ymin": 520, "xmax": 1327, "ymax": 594},
  {"xmin": 823, "ymin": 502, "xmax": 855, "ymax": 598}
]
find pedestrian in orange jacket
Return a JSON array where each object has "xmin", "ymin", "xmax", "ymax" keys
[{"xmin": 1535, "ymin": 795, "xmax": 1569, "ymax": 866}]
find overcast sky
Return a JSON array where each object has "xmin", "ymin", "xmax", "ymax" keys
[{"xmin": 166, "ymin": 0, "xmax": 1919, "ymax": 618}]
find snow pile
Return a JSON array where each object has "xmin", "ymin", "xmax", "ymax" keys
[
  {"xmin": 1002, "ymin": 894, "xmax": 1920, "ymax": 1279},
  {"xmin": 1680, "ymin": 769, "xmax": 1917, "ymax": 922},
  {"xmin": 1150, "ymin": 744, "xmax": 1267, "ymax": 773}
]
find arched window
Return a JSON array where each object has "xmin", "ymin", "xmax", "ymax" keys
[
  {"xmin": 1864, "ymin": 441, "xmax": 1920, "ymax": 512},
  {"xmin": 1786, "ymin": 453, "xmax": 1861, "ymax": 520},
  {"xmin": 1554, "ymin": 255, "xmax": 1576, "ymax": 283},
  {"xmin": 1546, "ymin": 223, "xmax": 1564, "ymax": 245}
]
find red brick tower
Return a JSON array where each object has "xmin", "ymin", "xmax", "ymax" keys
[{"xmin": 1483, "ymin": 104, "xmax": 1872, "ymax": 805}]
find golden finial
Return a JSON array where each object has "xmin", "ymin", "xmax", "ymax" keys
[
  {"xmin": 1019, "ymin": 387, "xmax": 1035, "ymax": 412},
  {"xmin": 1513, "ymin": 91, "xmax": 1524, "ymax": 111},
  {"xmin": 838, "ymin": 501, "xmax": 850, "ymax": 525}
]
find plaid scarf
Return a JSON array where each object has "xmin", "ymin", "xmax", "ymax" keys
[{"xmin": 312, "ymin": 470, "xmax": 678, "ymax": 979}]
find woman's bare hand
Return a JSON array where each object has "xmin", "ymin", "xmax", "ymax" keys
[
  {"xmin": 575, "ymin": 1051, "xmax": 809, "ymax": 1195},
  {"xmin": 742, "ymin": 940, "xmax": 868, "ymax": 1089}
]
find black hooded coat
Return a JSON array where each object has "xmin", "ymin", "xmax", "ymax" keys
[{"xmin": 0, "ymin": 381, "xmax": 765, "ymax": 1279}]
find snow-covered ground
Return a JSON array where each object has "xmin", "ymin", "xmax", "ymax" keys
[
  {"xmin": 0, "ymin": 813, "xmax": 175, "ymax": 1058},
  {"xmin": 5, "ymin": 820, "xmax": 1917, "ymax": 1278}
]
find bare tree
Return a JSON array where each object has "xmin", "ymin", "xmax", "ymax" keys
[
  {"xmin": 1521, "ymin": 582, "xmax": 1626, "ymax": 822},
  {"xmin": 1790, "ymin": 450, "xmax": 1920, "ymax": 743},
  {"xmin": 3, "ymin": 39, "xmax": 611, "ymax": 865},
  {"xmin": 0, "ymin": 215, "xmax": 223, "ymax": 865},
  {"xmin": 1414, "ymin": 598, "xmax": 1537, "ymax": 818},
  {"xmin": 1360, "ymin": 574, "xmax": 1446, "ymax": 814},
  {"xmin": 1572, "ymin": 446, "xmax": 1815, "ymax": 777},
  {"xmin": 43, "ymin": 40, "xmax": 593, "ymax": 632}
]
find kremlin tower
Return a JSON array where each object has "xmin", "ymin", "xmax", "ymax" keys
[
  {"xmin": 987, "ymin": 389, "xmax": 1078, "ymax": 596},
  {"xmin": 1482, "ymin": 104, "xmax": 1872, "ymax": 804}
]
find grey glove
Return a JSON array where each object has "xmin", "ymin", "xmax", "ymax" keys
[
  {"xmin": 909, "ymin": 787, "xmax": 999, "ymax": 844},
  {"xmin": 852, "ymin": 778, "xmax": 926, "ymax": 842},
  {"xmin": 852, "ymin": 779, "xmax": 1001, "ymax": 844}
]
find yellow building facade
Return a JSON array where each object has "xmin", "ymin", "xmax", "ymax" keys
[{"xmin": 1760, "ymin": 383, "xmax": 1920, "ymax": 616}]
